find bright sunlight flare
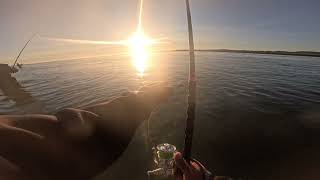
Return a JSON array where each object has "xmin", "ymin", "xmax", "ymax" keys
[
  {"xmin": 127, "ymin": 31, "xmax": 156, "ymax": 76},
  {"xmin": 42, "ymin": 0, "xmax": 165, "ymax": 76},
  {"xmin": 127, "ymin": 0, "xmax": 157, "ymax": 76}
]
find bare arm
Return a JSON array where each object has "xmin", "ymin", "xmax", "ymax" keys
[{"xmin": 0, "ymin": 83, "xmax": 171, "ymax": 180}]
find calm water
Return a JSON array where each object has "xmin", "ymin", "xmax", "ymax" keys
[{"xmin": 1, "ymin": 52, "xmax": 320, "ymax": 179}]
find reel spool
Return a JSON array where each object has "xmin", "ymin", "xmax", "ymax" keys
[{"xmin": 147, "ymin": 143, "xmax": 177, "ymax": 177}]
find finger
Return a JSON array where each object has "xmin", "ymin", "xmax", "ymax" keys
[
  {"xmin": 190, "ymin": 161, "xmax": 202, "ymax": 173},
  {"xmin": 1, "ymin": 115, "xmax": 60, "ymax": 138},
  {"xmin": 190, "ymin": 159, "xmax": 209, "ymax": 173},
  {"xmin": 0, "ymin": 124, "xmax": 53, "ymax": 173},
  {"xmin": 0, "ymin": 155, "xmax": 20, "ymax": 173},
  {"xmin": 174, "ymin": 152, "xmax": 191, "ymax": 174},
  {"xmin": 0, "ymin": 124, "xmax": 85, "ymax": 179},
  {"xmin": 0, "ymin": 155, "xmax": 27, "ymax": 180}
]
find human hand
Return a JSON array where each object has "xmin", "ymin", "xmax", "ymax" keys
[
  {"xmin": 174, "ymin": 152, "xmax": 208, "ymax": 180},
  {"xmin": 174, "ymin": 152, "xmax": 232, "ymax": 180},
  {"xmin": 0, "ymin": 82, "xmax": 172, "ymax": 180}
]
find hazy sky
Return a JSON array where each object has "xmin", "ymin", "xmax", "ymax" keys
[{"xmin": 1, "ymin": 0, "xmax": 319, "ymax": 62}]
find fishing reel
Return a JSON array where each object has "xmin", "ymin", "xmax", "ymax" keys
[{"xmin": 147, "ymin": 143, "xmax": 177, "ymax": 178}]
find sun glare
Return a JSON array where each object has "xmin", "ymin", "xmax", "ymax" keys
[
  {"xmin": 44, "ymin": 0, "xmax": 164, "ymax": 77},
  {"xmin": 127, "ymin": 31, "xmax": 156, "ymax": 76}
]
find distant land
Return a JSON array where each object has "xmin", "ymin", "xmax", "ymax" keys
[{"xmin": 176, "ymin": 49, "xmax": 320, "ymax": 57}]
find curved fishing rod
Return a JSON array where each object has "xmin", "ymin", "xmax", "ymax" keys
[
  {"xmin": 12, "ymin": 34, "xmax": 36, "ymax": 69},
  {"xmin": 183, "ymin": 0, "xmax": 196, "ymax": 163},
  {"xmin": 147, "ymin": 0, "xmax": 197, "ymax": 177}
]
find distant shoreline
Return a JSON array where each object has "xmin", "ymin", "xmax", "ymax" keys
[{"xmin": 175, "ymin": 49, "xmax": 320, "ymax": 57}]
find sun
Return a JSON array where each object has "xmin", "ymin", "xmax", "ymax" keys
[{"xmin": 127, "ymin": 30, "xmax": 156, "ymax": 76}]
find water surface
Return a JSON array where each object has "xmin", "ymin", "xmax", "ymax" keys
[{"xmin": 1, "ymin": 52, "xmax": 320, "ymax": 179}]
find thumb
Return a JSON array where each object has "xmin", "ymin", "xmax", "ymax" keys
[{"xmin": 174, "ymin": 152, "xmax": 190, "ymax": 174}]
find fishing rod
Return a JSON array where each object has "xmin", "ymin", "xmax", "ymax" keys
[
  {"xmin": 12, "ymin": 34, "xmax": 36, "ymax": 69},
  {"xmin": 147, "ymin": 0, "xmax": 196, "ymax": 178},
  {"xmin": 183, "ymin": 0, "xmax": 196, "ymax": 163}
]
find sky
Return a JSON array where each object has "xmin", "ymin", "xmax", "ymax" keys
[{"xmin": 0, "ymin": 0, "xmax": 319, "ymax": 63}]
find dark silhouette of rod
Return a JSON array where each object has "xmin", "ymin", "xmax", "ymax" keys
[
  {"xmin": 183, "ymin": 0, "xmax": 196, "ymax": 163},
  {"xmin": 12, "ymin": 34, "xmax": 35, "ymax": 69}
]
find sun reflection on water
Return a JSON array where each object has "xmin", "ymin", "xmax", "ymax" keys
[{"xmin": 128, "ymin": 31, "xmax": 155, "ymax": 76}]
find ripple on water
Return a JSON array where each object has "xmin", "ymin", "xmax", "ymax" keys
[{"xmin": 1, "ymin": 52, "xmax": 320, "ymax": 178}]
